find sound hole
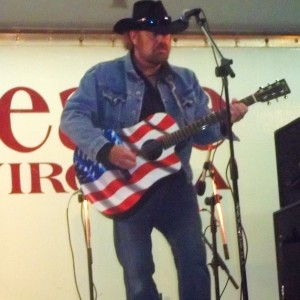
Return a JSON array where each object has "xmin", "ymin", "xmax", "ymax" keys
[{"xmin": 141, "ymin": 139, "xmax": 163, "ymax": 161}]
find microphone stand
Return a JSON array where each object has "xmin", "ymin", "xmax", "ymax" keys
[
  {"xmin": 195, "ymin": 14, "xmax": 249, "ymax": 300},
  {"xmin": 78, "ymin": 191, "xmax": 94, "ymax": 300},
  {"xmin": 203, "ymin": 234, "xmax": 239, "ymax": 291},
  {"xmin": 204, "ymin": 161, "xmax": 231, "ymax": 299}
]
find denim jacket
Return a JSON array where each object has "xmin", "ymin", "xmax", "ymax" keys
[{"xmin": 60, "ymin": 52, "xmax": 224, "ymax": 181}]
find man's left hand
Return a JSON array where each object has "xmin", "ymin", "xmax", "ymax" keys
[{"xmin": 230, "ymin": 99, "xmax": 248, "ymax": 123}]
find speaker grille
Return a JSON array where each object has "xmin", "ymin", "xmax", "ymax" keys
[
  {"xmin": 274, "ymin": 202, "xmax": 300, "ymax": 300},
  {"xmin": 274, "ymin": 117, "xmax": 300, "ymax": 207}
]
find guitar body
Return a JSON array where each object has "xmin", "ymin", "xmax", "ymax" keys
[
  {"xmin": 73, "ymin": 79, "xmax": 290, "ymax": 216},
  {"xmin": 74, "ymin": 113, "xmax": 182, "ymax": 216}
]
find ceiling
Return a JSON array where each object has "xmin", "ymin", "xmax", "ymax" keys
[{"xmin": 1, "ymin": 0, "xmax": 300, "ymax": 35}]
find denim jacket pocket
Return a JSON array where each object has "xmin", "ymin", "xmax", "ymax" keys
[
  {"xmin": 102, "ymin": 89, "xmax": 127, "ymax": 128},
  {"xmin": 180, "ymin": 91, "xmax": 197, "ymax": 123}
]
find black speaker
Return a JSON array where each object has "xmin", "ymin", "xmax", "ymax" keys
[
  {"xmin": 274, "ymin": 117, "xmax": 300, "ymax": 207},
  {"xmin": 274, "ymin": 202, "xmax": 300, "ymax": 300}
]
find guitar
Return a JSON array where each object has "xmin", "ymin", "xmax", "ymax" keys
[{"xmin": 74, "ymin": 79, "xmax": 290, "ymax": 216}]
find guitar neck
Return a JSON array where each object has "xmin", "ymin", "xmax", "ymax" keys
[{"xmin": 161, "ymin": 95, "xmax": 256, "ymax": 149}]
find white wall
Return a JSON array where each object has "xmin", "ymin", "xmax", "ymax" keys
[{"xmin": 0, "ymin": 35, "xmax": 299, "ymax": 300}]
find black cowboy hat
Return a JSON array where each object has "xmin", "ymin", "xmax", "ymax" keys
[{"xmin": 113, "ymin": 0, "xmax": 188, "ymax": 34}]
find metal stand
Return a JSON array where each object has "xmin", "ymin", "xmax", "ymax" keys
[
  {"xmin": 195, "ymin": 13, "xmax": 249, "ymax": 299},
  {"xmin": 204, "ymin": 160, "xmax": 233, "ymax": 299},
  {"xmin": 203, "ymin": 235, "xmax": 239, "ymax": 290},
  {"xmin": 207, "ymin": 190, "xmax": 221, "ymax": 299},
  {"xmin": 79, "ymin": 191, "xmax": 94, "ymax": 300}
]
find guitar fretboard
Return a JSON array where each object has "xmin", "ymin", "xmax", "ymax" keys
[{"xmin": 161, "ymin": 95, "xmax": 256, "ymax": 149}]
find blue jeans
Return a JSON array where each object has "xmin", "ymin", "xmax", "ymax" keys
[{"xmin": 113, "ymin": 171, "xmax": 211, "ymax": 300}]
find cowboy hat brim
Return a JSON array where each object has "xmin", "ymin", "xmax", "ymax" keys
[{"xmin": 113, "ymin": 18, "xmax": 188, "ymax": 34}]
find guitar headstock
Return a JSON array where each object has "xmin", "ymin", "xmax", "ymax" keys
[{"xmin": 255, "ymin": 79, "xmax": 291, "ymax": 103}]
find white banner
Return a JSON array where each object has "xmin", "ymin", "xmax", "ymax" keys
[{"xmin": 0, "ymin": 37, "xmax": 299, "ymax": 300}]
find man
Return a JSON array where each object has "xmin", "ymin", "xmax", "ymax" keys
[{"xmin": 60, "ymin": 1, "xmax": 248, "ymax": 299}]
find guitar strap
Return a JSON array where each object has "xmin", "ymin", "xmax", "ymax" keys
[{"xmin": 143, "ymin": 118, "xmax": 169, "ymax": 135}]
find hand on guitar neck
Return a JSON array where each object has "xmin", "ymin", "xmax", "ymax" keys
[
  {"xmin": 72, "ymin": 79, "xmax": 290, "ymax": 216},
  {"xmin": 107, "ymin": 99, "xmax": 255, "ymax": 170},
  {"xmin": 230, "ymin": 99, "xmax": 248, "ymax": 123}
]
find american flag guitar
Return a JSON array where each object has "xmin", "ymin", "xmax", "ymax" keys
[{"xmin": 74, "ymin": 79, "xmax": 290, "ymax": 216}]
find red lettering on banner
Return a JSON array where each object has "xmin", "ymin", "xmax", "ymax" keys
[
  {"xmin": 30, "ymin": 163, "xmax": 67, "ymax": 193},
  {"xmin": 0, "ymin": 163, "xmax": 24, "ymax": 194},
  {"xmin": 194, "ymin": 87, "xmax": 229, "ymax": 189},
  {"xmin": 204, "ymin": 87, "xmax": 227, "ymax": 111},
  {"xmin": 1, "ymin": 162, "xmax": 78, "ymax": 194},
  {"xmin": 0, "ymin": 87, "xmax": 51, "ymax": 152},
  {"xmin": 10, "ymin": 163, "xmax": 24, "ymax": 194},
  {"xmin": 65, "ymin": 165, "xmax": 78, "ymax": 191},
  {"xmin": 0, "ymin": 85, "xmax": 229, "ymax": 194}
]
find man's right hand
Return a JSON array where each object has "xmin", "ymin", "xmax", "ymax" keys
[{"xmin": 108, "ymin": 145, "xmax": 137, "ymax": 169}]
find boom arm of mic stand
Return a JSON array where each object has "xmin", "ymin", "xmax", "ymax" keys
[{"xmin": 196, "ymin": 16, "xmax": 235, "ymax": 78}]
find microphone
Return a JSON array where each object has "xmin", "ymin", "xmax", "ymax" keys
[
  {"xmin": 180, "ymin": 8, "xmax": 202, "ymax": 22},
  {"xmin": 195, "ymin": 149, "xmax": 212, "ymax": 196}
]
